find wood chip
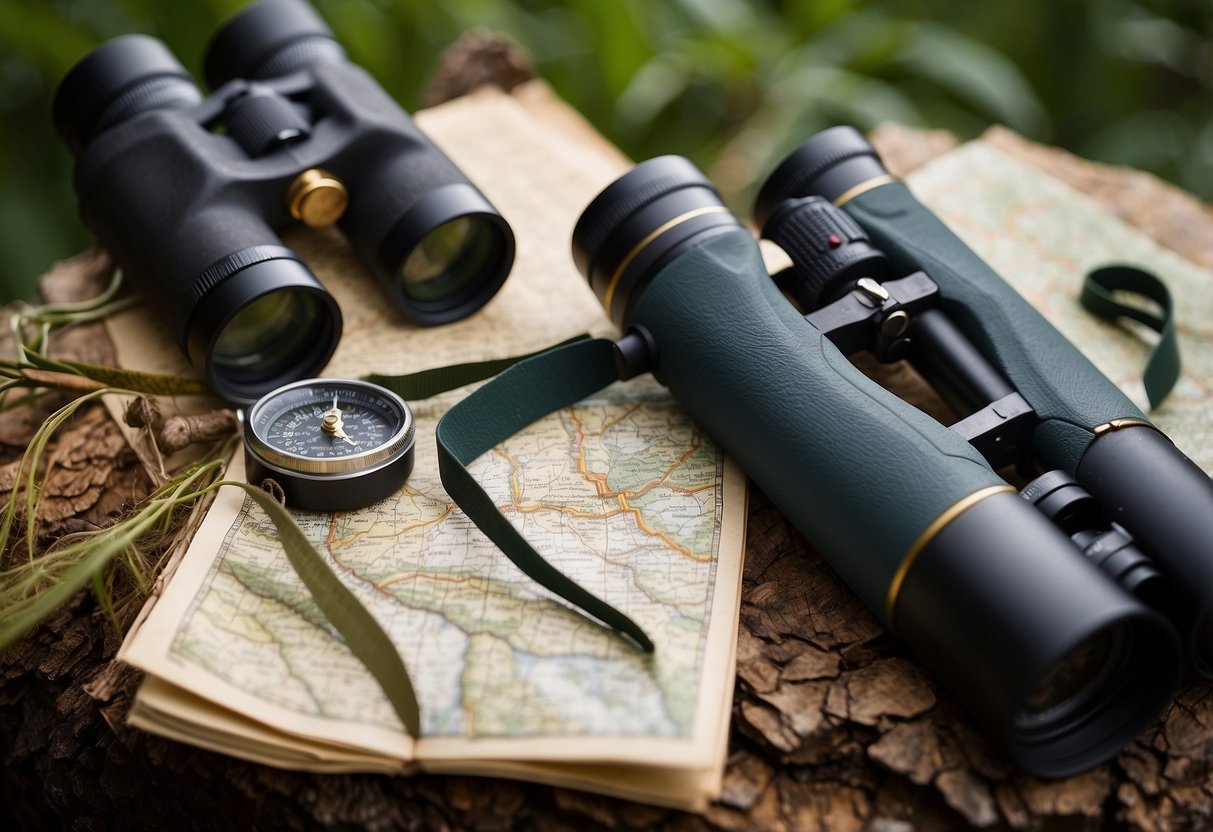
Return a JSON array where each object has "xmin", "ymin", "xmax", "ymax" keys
[
  {"xmin": 869, "ymin": 721, "xmax": 945, "ymax": 785},
  {"xmin": 756, "ymin": 681, "xmax": 830, "ymax": 741},
  {"xmin": 780, "ymin": 645, "xmax": 840, "ymax": 682},
  {"xmin": 935, "ymin": 768, "xmax": 998, "ymax": 827},
  {"xmin": 1015, "ymin": 768, "xmax": 1112, "ymax": 818},
  {"xmin": 845, "ymin": 659, "xmax": 936, "ymax": 725},
  {"xmin": 779, "ymin": 781, "xmax": 870, "ymax": 832},
  {"xmin": 739, "ymin": 701, "xmax": 798, "ymax": 754},
  {"xmin": 718, "ymin": 751, "xmax": 774, "ymax": 811}
]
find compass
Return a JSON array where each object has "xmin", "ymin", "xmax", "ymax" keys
[{"xmin": 242, "ymin": 378, "xmax": 416, "ymax": 511}]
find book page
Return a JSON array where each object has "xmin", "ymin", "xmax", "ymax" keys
[{"xmin": 118, "ymin": 84, "xmax": 745, "ymax": 810}]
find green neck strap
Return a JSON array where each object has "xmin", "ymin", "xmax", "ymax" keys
[
  {"xmin": 362, "ymin": 335, "xmax": 653, "ymax": 652},
  {"xmin": 238, "ymin": 334, "xmax": 641, "ymax": 740},
  {"xmin": 237, "ymin": 483, "xmax": 421, "ymax": 736},
  {"xmin": 1081, "ymin": 265, "xmax": 1181, "ymax": 410},
  {"xmin": 360, "ymin": 334, "xmax": 589, "ymax": 400},
  {"xmin": 433, "ymin": 337, "xmax": 654, "ymax": 652}
]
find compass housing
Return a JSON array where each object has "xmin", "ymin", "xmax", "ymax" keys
[{"xmin": 243, "ymin": 378, "xmax": 415, "ymax": 510}]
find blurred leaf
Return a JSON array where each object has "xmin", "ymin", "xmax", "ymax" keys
[
  {"xmin": 671, "ymin": 0, "xmax": 755, "ymax": 34},
  {"xmin": 575, "ymin": 0, "xmax": 650, "ymax": 97},
  {"xmin": 1101, "ymin": 6, "xmax": 1207, "ymax": 79},
  {"xmin": 1180, "ymin": 116, "xmax": 1213, "ymax": 197},
  {"xmin": 766, "ymin": 63, "xmax": 921, "ymax": 129},
  {"xmin": 895, "ymin": 22, "xmax": 1050, "ymax": 135},
  {"xmin": 614, "ymin": 52, "xmax": 691, "ymax": 134},
  {"xmin": 784, "ymin": 0, "xmax": 861, "ymax": 33},
  {"xmin": 0, "ymin": 3, "xmax": 98, "ymax": 72},
  {"xmin": 1085, "ymin": 109, "xmax": 1191, "ymax": 169}
]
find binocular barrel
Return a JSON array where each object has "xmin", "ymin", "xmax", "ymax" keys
[
  {"xmin": 573, "ymin": 157, "xmax": 1179, "ymax": 776},
  {"xmin": 756, "ymin": 127, "xmax": 1213, "ymax": 674},
  {"xmin": 53, "ymin": 0, "xmax": 515, "ymax": 403}
]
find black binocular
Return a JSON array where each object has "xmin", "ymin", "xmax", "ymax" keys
[
  {"xmin": 572, "ymin": 129, "xmax": 1213, "ymax": 776},
  {"xmin": 53, "ymin": 0, "xmax": 515, "ymax": 403}
]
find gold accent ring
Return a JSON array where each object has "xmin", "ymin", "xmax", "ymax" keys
[
  {"xmin": 833, "ymin": 174, "xmax": 898, "ymax": 208},
  {"xmin": 1092, "ymin": 418, "xmax": 1158, "ymax": 437},
  {"xmin": 886, "ymin": 485, "xmax": 1017, "ymax": 627},
  {"xmin": 601, "ymin": 205, "xmax": 731, "ymax": 315}
]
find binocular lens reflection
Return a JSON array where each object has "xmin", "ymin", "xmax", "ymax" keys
[
  {"xmin": 400, "ymin": 215, "xmax": 494, "ymax": 302},
  {"xmin": 212, "ymin": 289, "xmax": 321, "ymax": 381},
  {"xmin": 1018, "ymin": 623, "xmax": 1128, "ymax": 727}
]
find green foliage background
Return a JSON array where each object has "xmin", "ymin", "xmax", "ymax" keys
[{"xmin": 0, "ymin": 0, "xmax": 1209, "ymax": 301}]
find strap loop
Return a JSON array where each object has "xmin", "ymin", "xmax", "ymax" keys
[{"xmin": 1081, "ymin": 265, "xmax": 1180, "ymax": 410}]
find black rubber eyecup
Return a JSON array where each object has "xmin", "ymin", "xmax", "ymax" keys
[
  {"xmin": 53, "ymin": 34, "xmax": 200, "ymax": 153},
  {"xmin": 204, "ymin": 0, "xmax": 343, "ymax": 88},
  {"xmin": 572, "ymin": 156, "xmax": 742, "ymax": 329},
  {"xmin": 754, "ymin": 126, "xmax": 889, "ymax": 228}
]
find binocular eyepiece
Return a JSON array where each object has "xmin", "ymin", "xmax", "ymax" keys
[
  {"xmin": 572, "ymin": 145, "xmax": 1188, "ymax": 776},
  {"xmin": 573, "ymin": 156, "xmax": 743, "ymax": 331},
  {"xmin": 54, "ymin": 0, "xmax": 515, "ymax": 403}
]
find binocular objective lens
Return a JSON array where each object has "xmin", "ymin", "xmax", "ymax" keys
[
  {"xmin": 212, "ymin": 289, "xmax": 320, "ymax": 381},
  {"xmin": 1015, "ymin": 622, "xmax": 1129, "ymax": 729},
  {"xmin": 400, "ymin": 216, "xmax": 493, "ymax": 302},
  {"xmin": 369, "ymin": 183, "xmax": 514, "ymax": 324}
]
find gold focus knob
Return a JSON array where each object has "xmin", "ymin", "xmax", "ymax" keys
[{"xmin": 287, "ymin": 168, "xmax": 349, "ymax": 228}]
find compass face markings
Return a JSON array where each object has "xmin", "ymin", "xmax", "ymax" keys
[
  {"xmin": 266, "ymin": 401, "xmax": 390, "ymax": 458},
  {"xmin": 250, "ymin": 382, "xmax": 409, "ymax": 463}
]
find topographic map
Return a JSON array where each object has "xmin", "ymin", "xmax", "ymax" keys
[{"xmin": 165, "ymin": 392, "xmax": 727, "ymax": 740}]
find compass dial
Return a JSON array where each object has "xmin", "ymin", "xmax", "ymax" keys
[{"xmin": 243, "ymin": 378, "xmax": 416, "ymax": 510}]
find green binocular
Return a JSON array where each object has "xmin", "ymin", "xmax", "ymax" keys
[{"xmin": 565, "ymin": 128, "xmax": 1213, "ymax": 777}]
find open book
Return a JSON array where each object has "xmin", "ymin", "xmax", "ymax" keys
[{"xmin": 115, "ymin": 84, "xmax": 746, "ymax": 812}]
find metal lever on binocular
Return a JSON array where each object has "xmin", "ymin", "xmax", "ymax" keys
[{"xmin": 765, "ymin": 194, "xmax": 1035, "ymax": 472}]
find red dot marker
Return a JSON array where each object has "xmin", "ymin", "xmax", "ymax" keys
[{"xmin": 827, "ymin": 233, "xmax": 843, "ymax": 248}]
